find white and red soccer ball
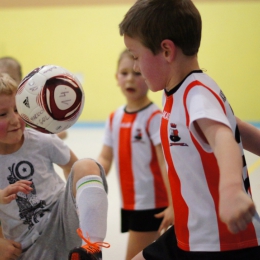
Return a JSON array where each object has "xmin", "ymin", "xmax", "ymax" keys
[{"xmin": 15, "ymin": 65, "xmax": 85, "ymax": 134}]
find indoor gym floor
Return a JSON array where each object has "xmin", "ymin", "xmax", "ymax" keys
[{"xmin": 54, "ymin": 126, "xmax": 260, "ymax": 260}]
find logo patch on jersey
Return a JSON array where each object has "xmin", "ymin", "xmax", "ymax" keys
[
  {"xmin": 162, "ymin": 111, "xmax": 170, "ymax": 120},
  {"xmin": 133, "ymin": 128, "xmax": 145, "ymax": 143},
  {"xmin": 169, "ymin": 123, "xmax": 188, "ymax": 147}
]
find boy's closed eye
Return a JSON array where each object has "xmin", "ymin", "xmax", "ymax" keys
[{"xmin": 0, "ymin": 112, "xmax": 6, "ymax": 117}]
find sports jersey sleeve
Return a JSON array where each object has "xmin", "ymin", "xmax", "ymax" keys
[
  {"xmin": 46, "ymin": 133, "xmax": 71, "ymax": 165},
  {"xmin": 102, "ymin": 116, "xmax": 113, "ymax": 147},
  {"xmin": 187, "ymin": 86, "xmax": 231, "ymax": 150},
  {"xmin": 147, "ymin": 111, "xmax": 162, "ymax": 146}
]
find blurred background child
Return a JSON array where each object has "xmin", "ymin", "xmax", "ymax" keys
[{"xmin": 98, "ymin": 49, "xmax": 173, "ymax": 260}]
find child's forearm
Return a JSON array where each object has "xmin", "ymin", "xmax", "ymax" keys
[
  {"xmin": 237, "ymin": 117, "xmax": 260, "ymax": 156},
  {"xmin": 215, "ymin": 133, "xmax": 243, "ymax": 192},
  {"xmin": 0, "ymin": 224, "xmax": 3, "ymax": 239},
  {"xmin": 196, "ymin": 118, "xmax": 243, "ymax": 191},
  {"xmin": 197, "ymin": 118, "xmax": 256, "ymax": 233}
]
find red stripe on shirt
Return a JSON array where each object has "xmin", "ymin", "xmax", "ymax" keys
[
  {"xmin": 161, "ymin": 94, "xmax": 190, "ymax": 250},
  {"xmin": 146, "ymin": 110, "xmax": 169, "ymax": 208},
  {"xmin": 118, "ymin": 113, "xmax": 136, "ymax": 210}
]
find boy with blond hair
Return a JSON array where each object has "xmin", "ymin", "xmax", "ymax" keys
[
  {"xmin": 0, "ymin": 73, "xmax": 109, "ymax": 260},
  {"xmin": 0, "ymin": 57, "xmax": 68, "ymax": 140}
]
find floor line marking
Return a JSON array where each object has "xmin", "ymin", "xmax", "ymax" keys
[{"xmin": 248, "ymin": 158, "xmax": 260, "ymax": 175}]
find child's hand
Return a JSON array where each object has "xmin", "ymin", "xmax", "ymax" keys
[
  {"xmin": 0, "ymin": 180, "xmax": 32, "ymax": 204},
  {"xmin": 0, "ymin": 238, "xmax": 22, "ymax": 260},
  {"xmin": 154, "ymin": 205, "xmax": 174, "ymax": 234},
  {"xmin": 219, "ymin": 186, "xmax": 256, "ymax": 234}
]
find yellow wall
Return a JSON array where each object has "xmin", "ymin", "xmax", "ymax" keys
[{"xmin": 0, "ymin": 1, "xmax": 259, "ymax": 123}]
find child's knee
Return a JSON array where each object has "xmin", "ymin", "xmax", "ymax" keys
[{"xmin": 73, "ymin": 158, "xmax": 101, "ymax": 179}]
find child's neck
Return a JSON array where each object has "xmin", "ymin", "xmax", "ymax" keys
[
  {"xmin": 125, "ymin": 96, "xmax": 151, "ymax": 113},
  {"xmin": 166, "ymin": 54, "xmax": 200, "ymax": 91},
  {"xmin": 0, "ymin": 136, "xmax": 24, "ymax": 155}
]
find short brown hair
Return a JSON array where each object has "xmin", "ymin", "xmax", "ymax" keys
[
  {"xmin": 119, "ymin": 0, "xmax": 202, "ymax": 56},
  {"xmin": 0, "ymin": 73, "xmax": 18, "ymax": 95}
]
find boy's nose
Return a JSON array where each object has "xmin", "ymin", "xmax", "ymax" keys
[
  {"xmin": 126, "ymin": 73, "xmax": 134, "ymax": 81},
  {"xmin": 10, "ymin": 113, "xmax": 20, "ymax": 125}
]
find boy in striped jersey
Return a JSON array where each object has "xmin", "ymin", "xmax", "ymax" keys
[
  {"xmin": 119, "ymin": 0, "xmax": 260, "ymax": 259},
  {"xmin": 98, "ymin": 50, "xmax": 173, "ymax": 260}
]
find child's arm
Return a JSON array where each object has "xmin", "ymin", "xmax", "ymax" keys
[
  {"xmin": 154, "ymin": 144, "xmax": 174, "ymax": 234},
  {"xmin": 196, "ymin": 118, "xmax": 256, "ymax": 234},
  {"xmin": 56, "ymin": 130, "xmax": 68, "ymax": 140},
  {"xmin": 97, "ymin": 145, "xmax": 113, "ymax": 175},
  {"xmin": 236, "ymin": 117, "xmax": 260, "ymax": 156},
  {"xmin": 0, "ymin": 238, "xmax": 22, "ymax": 260},
  {"xmin": 0, "ymin": 180, "xmax": 32, "ymax": 204},
  {"xmin": 58, "ymin": 150, "xmax": 78, "ymax": 180}
]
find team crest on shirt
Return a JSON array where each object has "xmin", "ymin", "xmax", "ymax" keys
[
  {"xmin": 169, "ymin": 123, "xmax": 188, "ymax": 147},
  {"xmin": 133, "ymin": 128, "xmax": 145, "ymax": 143}
]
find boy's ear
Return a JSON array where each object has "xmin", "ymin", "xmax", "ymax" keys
[{"xmin": 161, "ymin": 39, "xmax": 176, "ymax": 62}]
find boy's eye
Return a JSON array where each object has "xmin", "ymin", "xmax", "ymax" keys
[
  {"xmin": 121, "ymin": 72, "xmax": 128, "ymax": 76},
  {"xmin": 0, "ymin": 113, "xmax": 6, "ymax": 117},
  {"xmin": 134, "ymin": 72, "xmax": 141, "ymax": 76}
]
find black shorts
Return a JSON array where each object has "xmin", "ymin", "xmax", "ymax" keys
[
  {"xmin": 143, "ymin": 226, "xmax": 260, "ymax": 260},
  {"xmin": 121, "ymin": 208, "xmax": 166, "ymax": 233}
]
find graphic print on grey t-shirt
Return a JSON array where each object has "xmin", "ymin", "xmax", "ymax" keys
[{"xmin": 7, "ymin": 161, "xmax": 49, "ymax": 230}]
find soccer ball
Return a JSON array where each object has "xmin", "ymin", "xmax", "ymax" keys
[{"xmin": 15, "ymin": 65, "xmax": 85, "ymax": 134}]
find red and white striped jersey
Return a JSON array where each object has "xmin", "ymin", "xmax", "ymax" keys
[
  {"xmin": 161, "ymin": 70, "xmax": 260, "ymax": 251},
  {"xmin": 103, "ymin": 103, "xmax": 168, "ymax": 210}
]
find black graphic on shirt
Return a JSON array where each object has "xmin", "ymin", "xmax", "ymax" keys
[
  {"xmin": 169, "ymin": 123, "xmax": 188, "ymax": 146},
  {"xmin": 132, "ymin": 128, "xmax": 145, "ymax": 143},
  {"xmin": 7, "ymin": 161, "xmax": 48, "ymax": 230},
  {"xmin": 170, "ymin": 123, "xmax": 181, "ymax": 142},
  {"xmin": 135, "ymin": 128, "xmax": 142, "ymax": 141}
]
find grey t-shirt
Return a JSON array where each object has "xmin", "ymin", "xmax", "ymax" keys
[{"xmin": 0, "ymin": 128, "xmax": 70, "ymax": 245}]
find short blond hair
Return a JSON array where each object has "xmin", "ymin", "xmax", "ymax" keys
[
  {"xmin": 117, "ymin": 49, "xmax": 134, "ymax": 70},
  {"xmin": 0, "ymin": 73, "xmax": 18, "ymax": 95}
]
